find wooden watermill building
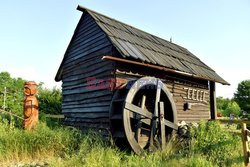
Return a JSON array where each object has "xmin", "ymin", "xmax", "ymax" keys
[{"xmin": 55, "ymin": 6, "xmax": 229, "ymax": 153}]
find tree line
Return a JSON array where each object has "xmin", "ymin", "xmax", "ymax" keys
[{"xmin": 217, "ymin": 80, "xmax": 250, "ymax": 117}]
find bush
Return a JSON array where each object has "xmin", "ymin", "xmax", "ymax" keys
[
  {"xmin": 0, "ymin": 72, "xmax": 25, "ymax": 116},
  {"xmin": 217, "ymin": 96, "xmax": 242, "ymax": 117},
  {"xmin": 190, "ymin": 121, "xmax": 241, "ymax": 166},
  {"xmin": 37, "ymin": 86, "xmax": 62, "ymax": 115},
  {"xmin": 224, "ymin": 101, "xmax": 242, "ymax": 117}
]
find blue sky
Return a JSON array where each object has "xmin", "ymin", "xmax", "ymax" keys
[{"xmin": 0, "ymin": 0, "xmax": 249, "ymax": 98}]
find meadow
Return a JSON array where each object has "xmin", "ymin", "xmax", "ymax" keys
[{"xmin": 0, "ymin": 115, "xmax": 244, "ymax": 167}]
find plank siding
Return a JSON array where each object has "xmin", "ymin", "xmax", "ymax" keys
[
  {"xmin": 171, "ymin": 82, "xmax": 210, "ymax": 122},
  {"xmin": 61, "ymin": 12, "xmax": 114, "ymax": 130},
  {"xmin": 57, "ymin": 9, "xmax": 218, "ymax": 133},
  {"xmin": 114, "ymin": 61, "xmax": 210, "ymax": 123}
]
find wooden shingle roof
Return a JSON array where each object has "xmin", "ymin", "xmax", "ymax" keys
[
  {"xmin": 77, "ymin": 6, "xmax": 229, "ymax": 85},
  {"xmin": 56, "ymin": 5, "xmax": 229, "ymax": 85}
]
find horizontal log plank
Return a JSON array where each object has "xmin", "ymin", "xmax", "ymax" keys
[
  {"xmin": 62, "ymin": 101, "xmax": 110, "ymax": 108},
  {"xmin": 63, "ymin": 89, "xmax": 112, "ymax": 102},
  {"xmin": 63, "ymin": 60, "xmax": 113, "ymax": 78},
  {"xmin": 63, "ymin": 45, "xmax": 112, "ymax": 70},
  {"xmin": 63, "ymin": 75, "xmax": 114, "ymax": 90},
  {"xmin": 62, "ymin": 95, "xmax": 112, "ymax": 105},
  {"xmin": 63, "ymin": 74, "xmax": 113, "ymax": 88},
  {"xmin": 64, "ymin": 121, "xmax": 109, "ymax": 129},
  {"xmin": 64, "ymin": 36, "xmax": 110, "ymax": 63},
  {"xmin": 63, "ymin": 71, "xmax": 113, "ymax": 88},
  {"xmin": 63, "ymin": 112, "xmax": 109, "ymax": 119},
  {"xmin": 62, "ymin": 106, "xmax": 110, "ymax": 113},
  {"xmin": 65, "ymin": 117, "xmax": 109, "ymax": 123},
  {"xmin": 64, "ymin": 42, "xmax": 112, "ymax": 67},
  {"xmin": 68, "ymin": 26, "xmax": 102, "ymax": 51},
  {"xmin": 67, "ymin": 32, "xmax": 107, "ymax": 57}
]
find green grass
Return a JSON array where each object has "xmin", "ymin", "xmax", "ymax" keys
[{"xmin": 0, "ymin": 117, "xmax": 244, "ymax": 167}]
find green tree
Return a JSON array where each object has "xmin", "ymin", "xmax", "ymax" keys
[
  {"xmin": 217, "ymin": 96, "xmax": 230, "ymax": 110},
  {"xmin": 223, "ymin": 101, "xmax": 242, "ymax": 117},
  {"xmin": 216, "ymin": 96, "xmax": 242, "ymax": 117},
  {"xmin": 216, "ymin": 96, "xmax": 230, "ymax": 116},
  {"xmin": 37, "ymin": 85, "xmax": 62, "ymax": 115},
  {"xmin": 0, "ymin": 72, "xmax": 25, "ymax": 116},
  {"xmin": 234, "ymin": 80, "xmax": 250, "ymax": 113}
]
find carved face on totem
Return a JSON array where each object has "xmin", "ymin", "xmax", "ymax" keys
[{"xmin": 24, "ymin": 81, "xmax": 37, "ymax": 96}]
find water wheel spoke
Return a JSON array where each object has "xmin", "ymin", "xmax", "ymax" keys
[
  {"xmin": 125, "ymin": 102, "xmax": 153, "ymax": 119},
  {"xmin": 129, "ymin": 113, "xmax": 177, "ymax": 130},
  {"xmin": 129, "ymin": 115, "xmax": 177, "ymax": 130},
  {"xmin": 164, "ymin": 119, "xmax": 178, "ymax": 130},
  {"xmin": 129, "ymin": 114, "xmax": 151, "ymax": 125},
  {"xmin": 135, "ymin": 95, "xmax": 146, "ymax": 142}
]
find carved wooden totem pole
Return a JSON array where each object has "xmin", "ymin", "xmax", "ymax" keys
[{"xmin": 23, "ymin": 81, "xmax": 39, "ymax": 130}]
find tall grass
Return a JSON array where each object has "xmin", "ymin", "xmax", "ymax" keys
[
  {"xmin": 0, "ymin": 118, "xmax": 244, "ymax": 167},
  {"xmin": 0, "ymin": 118, "xmax": 81, "ymax": 164}
]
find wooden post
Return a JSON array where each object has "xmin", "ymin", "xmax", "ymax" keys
[
  {"xmin": 242, "ymin": 123, "xmax": 250, "ymax": 166},
  {"xmin": 150, "ymin": 79, "xmax": 161, "ymax": 147},
  {"xmin": 209, "ymin": 81, "xmax": 217, "ymax": 120},
  {"xmin": 159, "ymin": 102, "xmax": 166, "ymax": 149}
]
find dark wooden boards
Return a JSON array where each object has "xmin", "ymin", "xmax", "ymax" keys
[{"xmin": 61, "ymin": 12, "xmax": 114, "ymax": 130}]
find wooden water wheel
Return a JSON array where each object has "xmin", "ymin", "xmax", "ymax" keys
[{"xmin": 110, "ymin": 77, "xmax": 178, "ymax": 154}]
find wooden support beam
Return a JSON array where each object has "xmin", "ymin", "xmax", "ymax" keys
[
  {"xmin": 242, "ymin": 123, "xmax": 250, "ymax": 166},
  {"xmin": 102, "ymin": 56, "xmax": 230, "ymax": 85},
  {"xmin": 209, "ymin": 81, "xmax": 217, "ymax": 120},
  {"xmin": 150, "ymin": 79, "xmax": 161, "ymax": 147},
  {"xmin": 159, "ymin": 102, "xmax": 166, "ymax": 149}
]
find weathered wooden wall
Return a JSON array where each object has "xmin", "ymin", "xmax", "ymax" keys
[
  {"xmin": 168, "ymin": 81, "xmax": 210, "ymax": 122},
  {"xmin": 114, "ymin": 61, "xmax": 210, "ymax": 123},
  {"xmin": 60, "ymin": 11, "xmax": 211, "ymax": 131},
  {"xmin": 61, "ymin": 12, "xmax": 114, "ymax": 130}
]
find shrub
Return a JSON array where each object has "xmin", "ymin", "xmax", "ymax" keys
[
  {"xmin": 190, "ymin": 121, "xmax": 240, "ymax": 166},
  {"xmin": 224, "ymin": 101, "xmax": 242, "ymax": 117},
  {"xmin": 37, "ymin": 86, "xmax": 62, "ymax": 115},
  {"xmin": 217, "ymin": 96, "xmax": 242, "ymax": 117},
  {"xmin": 0, "ymin": 72, "xmax": 25, "ymax": 116}
]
